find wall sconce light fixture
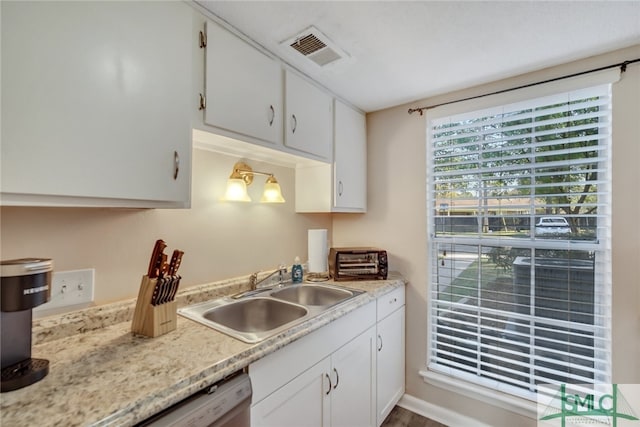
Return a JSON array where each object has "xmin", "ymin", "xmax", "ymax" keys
[{"xmin": 223, "ymin": 161, "xmax": 285, "ymax": 203}]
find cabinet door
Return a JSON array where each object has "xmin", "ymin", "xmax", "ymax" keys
[
  {"xmin": 334, "ymin": 100, "xmax": 367, "ymax": 211},
  {"xmin": 284, "ymin": 70, "xmax": 333, "ymax": 161},
  {"xmin": 376, "ymin": 307, "xmax": 405, "ymax": 426},
  {"xmin": 204, "ymin": 20, "xmax": 282, "ymax": 145},
  {"xmin": 331, "ymin": 326, "xmax": 377, "ymax": 427},
  {"xmin": 1, "ymin": 1, "xmax": 192, "ymax": 207},
  {"xmin": 252, "ymin": 358, "xmax": 331, "ymax": 427}
]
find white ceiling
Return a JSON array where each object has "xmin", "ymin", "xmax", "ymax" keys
[{"xmin": 197, "ymin": 1, "xmax": 640, "ymax": 113}]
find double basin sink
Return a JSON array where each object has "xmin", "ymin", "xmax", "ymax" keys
[{"xmin": 178, "ymin": 283, "xmax": 364, "ymax": 343}]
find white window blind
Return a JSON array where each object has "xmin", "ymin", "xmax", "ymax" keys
[{"xmin": 426, "ymin": 84, "xmax": 612, "ymax": 402}]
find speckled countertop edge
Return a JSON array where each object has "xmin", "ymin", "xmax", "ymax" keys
[{"xmin": 1, "ymin": 272, "xmax": 406, "ymax": 427}]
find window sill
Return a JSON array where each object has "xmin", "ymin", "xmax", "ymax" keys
[{"xmin": 419, "ymin": 369, "xmax": 538, "ymax": 420}]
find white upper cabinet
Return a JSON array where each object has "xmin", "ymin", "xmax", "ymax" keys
[
  {"xmin": 284, "ymin": 70, "xmax": 333, "ymax": 161},
  {"xmin": 295, "ymin": 100, "xmax": 367, "ymax": 213},
  {"xmin": 197, "ymin": 18, "xmax": 333, "ymax": 164},
  {"xmin": 203, "ymin": 20, "xmax": 283, "ymax": 145},
  {"xmin": 334, "ymin": 99, "xmax": 367, "ymax": 211},
  {"xmin": 0, "ymin": 1, "xmax": 192, "ymax": 207}
]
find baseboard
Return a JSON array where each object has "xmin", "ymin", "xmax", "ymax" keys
[{"xmin": 397, "ymin": 394, "xmax": 493, "ymax": 427}]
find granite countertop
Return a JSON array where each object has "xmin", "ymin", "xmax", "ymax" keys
[{"xmin": 0, "ymin": 272, "xmax": 406, "ymax": 426}]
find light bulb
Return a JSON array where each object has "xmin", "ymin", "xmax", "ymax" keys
[
  {"xmin": 260, "ymin": 176, "xmax": 285, "ymax": 203},
  {"xmin": 224, "ymin": 178, "xmax": 251, "ymax": 202}
]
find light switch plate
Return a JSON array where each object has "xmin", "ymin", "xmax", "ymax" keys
[{"xmin": 34, "ymin": 268, "xmax": 95, "ymax": 316}]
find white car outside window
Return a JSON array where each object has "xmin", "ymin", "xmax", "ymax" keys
[{"xmin": 535, "ymin": 216, "xmax": 571, "ymax": 235}]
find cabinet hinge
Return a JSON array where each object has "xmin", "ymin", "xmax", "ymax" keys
[
  {"xmin": 199, "ymin": 30, "xmax": 207, "ymax": 48},
  {"xmin": 199, "ymin": 93, "xmax": 206, "ymax": 110}
]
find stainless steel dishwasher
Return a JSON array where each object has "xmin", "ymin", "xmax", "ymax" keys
[{"xmin": 138, "ymin": 371, "xmax": 251, "ymax": 427}]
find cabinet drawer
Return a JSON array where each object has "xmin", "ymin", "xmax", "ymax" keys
[{"xmin": 377, "ymin": 286, "xmax": 405, "ymax": 320}]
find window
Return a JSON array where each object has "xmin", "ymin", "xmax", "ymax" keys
[{"xmin": 426, "ymin": 83, "xmax": 612, "ymax": 402}]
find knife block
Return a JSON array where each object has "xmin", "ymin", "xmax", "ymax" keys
[{"xmin": 131, "ymin": 275, "xmax": 177, "ymax": 338}]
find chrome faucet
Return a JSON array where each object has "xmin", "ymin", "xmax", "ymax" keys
[
  {"xmin": 231, "ymin": 264, "xmax": 289, "ymax": 299},
  {"xmin": 249, "ymin": 264, "xmax": 288, "ymax": 290}
]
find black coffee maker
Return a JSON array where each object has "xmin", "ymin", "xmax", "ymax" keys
[{"xmin": 0, "ymin": 258, "xmax": 52, "ymax": 392}]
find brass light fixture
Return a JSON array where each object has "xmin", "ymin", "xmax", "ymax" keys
[{"xmin": 223, "ymin": 161, "xmax": 285, "ymax": 203}]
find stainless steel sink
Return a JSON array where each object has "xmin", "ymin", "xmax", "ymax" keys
[
  {"xmin": 270, "ymin": 284, "xmax": 354, "ymax": 307},
  {"xmin": 203, "ymin": 298, "xmax": 307, "ymax": 333},
  {"xmin": 179, "ymin": 297, "xmax": 309, "ymax": 343},
  {"xmin": 178, "ymin": 283, "xmax": 364, "ymax": 343}
]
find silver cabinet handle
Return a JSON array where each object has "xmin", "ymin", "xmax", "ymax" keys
[
  {"xmin": 199, "ymin": 93, "xmax": 206, "ymax": 110},
  {"xmin": 338, "ymin": 181, "xmax": 344, "ymax": 197},
  {"xmin": 325, "ymin": 373, "xmax": 332, "ymax": 395},
  {"xmin": 377, "ymin": 334, "xmax": 383, "ymax": 352},
  {"xmin": 268, "ymin": 105, "xmax": 275, "ymax": 126},
  {"xmin": 332, "ymin": 368, "xmax": 339, "ymax": 390},
  {"xmin": 291, "ymin": 114, "xmax": 297, "ymax": 134},
  {"xmin": 173, "ymin": 151, "xmax": 180, "ymax": 180}
]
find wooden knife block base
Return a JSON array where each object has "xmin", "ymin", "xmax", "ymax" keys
[{"xmin": 131, "ymin": 275, "xmax": 177, "ymax": 338}]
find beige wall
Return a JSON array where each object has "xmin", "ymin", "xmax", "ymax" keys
[
  {"xmin": 334, "ymin": 45, "xmax": 640, "ymax": 426},
  {"xmin": 0, "ymin": 149, "xmax": 331, "ymax": 304}
]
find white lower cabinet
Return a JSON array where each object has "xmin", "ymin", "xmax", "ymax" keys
[
  {"xmin": 251, "ymin": 358, "xmax": 329, "ymax": 427},
  {"xmin": 251, "ymin": 327, "xmax": 376, "ymax": 427},
  {"xmin": 374, "ymin": 285, "xmax": 406, "ymax": 426},
  {"xmin": 376, "ymin": 305, "xmax": 405, "ymax": 426},
  {"xmin": 250, "ymin": 301, "xmax": 377, "ymax": 427},
  {"xmin": 330, "ymin": 327, "xmax": 377, "ymax": 427},
  {"xmin": 250, "ymin": 285, "xmax": 406, "ymax": 427}
]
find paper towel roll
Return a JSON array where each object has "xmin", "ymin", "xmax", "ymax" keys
[{"xmin": 308, "ymin": 229, "xmax": 328, "ymax": 273}]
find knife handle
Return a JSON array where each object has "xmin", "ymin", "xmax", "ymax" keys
[
  {"xmin": 158, "ymin": 254, "xmax": 168, "ymax": 279},
  {"xmin": 164, "ymin": 276, "xmax": 174, "ymax": 304},
  {"xmin": 168, "ymin": 250, "xmax": 184, "ymax": 276},
  {"xmin": 159, "ymin": 277, "xmax": 169, "ymax": 305},
  {"xmin": 150, "ymin": 278, "xmax": 162, "ymax": 306},
  {"xmin": 168, "ymin": 276, "xmax": 181, "ymax": 302},
  {"xmin": 147, "ymin": 239, "xmax": 166, "ymax": 278}
]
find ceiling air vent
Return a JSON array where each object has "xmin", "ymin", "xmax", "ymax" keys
[{"xmin": 281, "ymin": 26, "xmax": 348, "ymax": 67}]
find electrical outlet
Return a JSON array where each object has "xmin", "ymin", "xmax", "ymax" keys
[{"xmin": 34, "ymin": 268, "xmax": 95, "ymax": 315}]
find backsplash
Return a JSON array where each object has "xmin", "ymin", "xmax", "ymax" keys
[{"xmin": 0, "ymin": 149, "xmax": 332, "ymax": 306}]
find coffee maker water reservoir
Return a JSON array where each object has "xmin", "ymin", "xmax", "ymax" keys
[{"xmin": 0, "ymin": 258, "xmax": 52, "ymax": 392}]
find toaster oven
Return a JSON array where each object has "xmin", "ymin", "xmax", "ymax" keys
[{"xmin": 328, "ymin": 248, "xmax": 388, "ymax": 281}]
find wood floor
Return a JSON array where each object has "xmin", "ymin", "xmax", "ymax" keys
[{"xmin": 380, "ymin": 406, "xmax": 448, "ymax": 427}]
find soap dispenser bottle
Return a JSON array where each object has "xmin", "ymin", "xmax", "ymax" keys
[{"xmin": 291, "ymin": 256, "xmax": 303, "ymax": 283}]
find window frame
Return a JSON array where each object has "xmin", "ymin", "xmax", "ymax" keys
[{"xmin": 423, "ymin": 71, "xmax": 617, "ymax": 409}]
